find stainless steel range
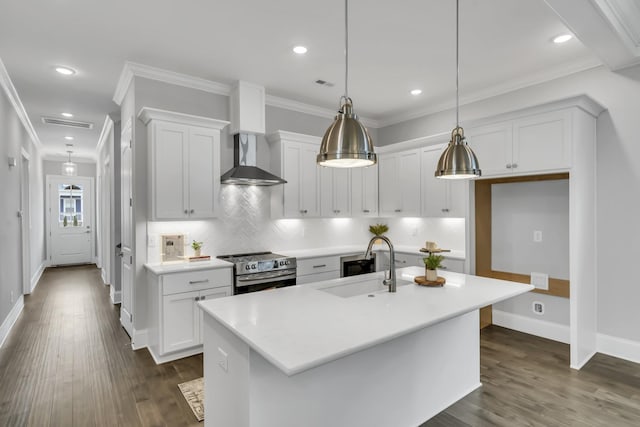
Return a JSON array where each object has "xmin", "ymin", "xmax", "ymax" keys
[{"xmin": 217, "ymin": 252, "xmax": 297, "ymax": 294}]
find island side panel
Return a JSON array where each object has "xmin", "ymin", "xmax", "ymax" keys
[
  {"xmin": 203, "ymin": 314, "xmax": 251, "ymax": 427},
  {"xmin": 248, "ymin": 310, "xmax": 481, "ymax": 427}
]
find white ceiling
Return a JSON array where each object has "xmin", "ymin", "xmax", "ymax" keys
[{"xmin": 0, "ymin": 0, "xmax": 629, "ymax": 161}]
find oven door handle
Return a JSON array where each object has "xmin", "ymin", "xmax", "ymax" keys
[{"xmin": 236, "ymin": 270, "xmax": 297, "ymax": 286}]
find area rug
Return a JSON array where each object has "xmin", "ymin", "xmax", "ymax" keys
[{"xmin": 178, "ymin": 377, "xmax": 204, "ymax": 422}]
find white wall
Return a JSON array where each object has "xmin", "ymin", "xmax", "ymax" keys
[
  {"xmin": 0, "ymin": 60, "xmax": 46, "ymax": 339},
  {"xmin": 378, "ymin": 64, "xmax": 640, "ymax": 346}
]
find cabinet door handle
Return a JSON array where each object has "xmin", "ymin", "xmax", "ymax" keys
[
  {"xmin": 363, "ymin": 209, "xmax": 370, "ymax": 213},
  {"xmin": 195, "ymin": 296, "xmax": 200, "ymax": 301},
  {"xmin": 201, "ymin": 295, "xmax": 206, "ymax": 300},
  {"xmin": 440, "ymin": 266, "xmax": 448, "ymax": 269},
  {"xmin": 190, "ymin": 209, "xmax": 195, "ymax": 214},
  {"xmin": 313, "ymin": 264, "xmax": 327, "ymax": 268},
  {"xmin": 394, "ymin": 209, "xmax": 402, "ymax": 213},
  {"xmin": 184, "ymin": 209, "xmax": 189, "ymax": 214},
  {"xmin": 511, "ymin": 163, "xmax": 518, "ymax": 169},
  {"xmin": 394, "ymin": 260, "xmax": 406, "ymax": 264},
  {"xmin": 334, "ymin": 209, "xmax": 340, "ymax": 214},
  {"xmin": 300, "ymin": 209, "xmax": 308, "ymax": 214},
  {"xmin": 506, "ymin": 164, "xmax": 512, "ymax": 169},
  {"xmin": 189, "ymin": 279, "xmax": 209, "ymax": 285}
]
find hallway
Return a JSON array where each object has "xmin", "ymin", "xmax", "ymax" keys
[{"xmin": 0, "ymin": 265, "xmax": 202, "ymax": 427}]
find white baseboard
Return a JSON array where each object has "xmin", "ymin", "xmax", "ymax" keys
[
  {"xmin": 147, "ymin": 344, "xmax": 203, "ymax": 365},
  {"xmin": 132, "ymin": 328, "xmax": 148, "ymax": 350},
  {"xmin": 101, "ymin": 268, "xmax": 107, "ymax": 285},
  {"xmin": 492, "ymin": 310, "xmax": 570, "ymax": 344},
  {"xmin": 597, "ymin": 333, "xmax": 640, "ymax": 364},
  {"xmin": 0, "ymin": 295, "xmax": 24, "ymax": 348},
  {"xmin": 110, "ymin": 286, "xmax": 121, "ymax": 304},
  {"xmin": 29, "ymin": 261, "xmax": 46, "ymax": 294}
]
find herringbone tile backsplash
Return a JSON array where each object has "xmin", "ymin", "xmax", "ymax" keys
[{"xmin": 146, "ymin": 186, "xmax": 464, "ymax": 262}]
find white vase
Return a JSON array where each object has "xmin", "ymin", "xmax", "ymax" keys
[
  {"xmin": 194, "ymin": 248, "xmax": 201, "ymax": 257},
  {"xmin": 426, "ymin": 269, "xmax": 438, "ymax": 281}
]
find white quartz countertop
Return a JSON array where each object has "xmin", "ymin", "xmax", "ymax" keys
[
  {"xmin": 277, "ymin": 245, "xmax": 465, "ymax": 260},
  {"xmin": 199, "ymin": 266, "xmax": 531, "ymax": 376},
  {"xmin": 144, "ymin": 258, "xmax": 233, "ymax": 274}
]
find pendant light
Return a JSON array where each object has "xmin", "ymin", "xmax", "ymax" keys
[
  {"xmin": 435, "ymin": 0, "xmax": 481, "ymax": 179},
  {"xmin": 317, "ymin": 0, "xmax": 376, "ymax": 168},
  {"xmin": 62, "ymin": 150, "xmax": 78, "ymax": 176}
]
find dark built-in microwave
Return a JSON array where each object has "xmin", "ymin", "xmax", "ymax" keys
[{"xmin": 340, "ymin": 253, "xmax": 376, "ymax": 278}]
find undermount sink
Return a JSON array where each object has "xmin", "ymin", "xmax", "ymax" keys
[{"xmin": 318, "ymin": 277, "xmax": 412, "ymax": 298}]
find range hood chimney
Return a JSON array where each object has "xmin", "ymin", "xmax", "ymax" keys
[
  {"xmin": 221, "ymin": 134, "xmax": 286, "ymax": 185},
  {"xmin": 221, "ymin": 81, "xmax": 286, "ymax": 186}
]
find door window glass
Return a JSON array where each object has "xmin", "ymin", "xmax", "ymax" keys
[{"xmin": 58, "ymin": 184, "xmax": 84, "ymax": 227}]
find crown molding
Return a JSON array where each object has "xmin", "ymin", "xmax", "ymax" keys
[
  {"xmin": 137, "ymin": 107, "xmax": 230, "ymax": 130},
  {"xmin": 0, "ymin": 57, "xmax": 42, "ymax": 150},
  {"xmin": 95, "ymin": 115, "xmax": 114, "ymax": 156},
  {"xmin": 378, "ymin": 58, "xmax": 603, "ymax": 128},
  {"xmin": 266, "ymin": 130, "xmax": 322, "ymax": 145},
  {"xmin": 265, "ymin": 94, "xmax": 381, "ymax": 128},
  {"xmin": 113, "ymin": 62, "xmax": 232, "ymax": 106}
]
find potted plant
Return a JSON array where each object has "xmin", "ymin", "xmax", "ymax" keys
[
  {"xmin": 191, "ymin": 240, "xmax": 203, "ymax": 257},
  {"xmin": 423, "ymin": 254, "xmax": 444, "ymax": 281},
  {"xmin": 368, "ymin": 223, "xmax": 389, "ymax": 243}
]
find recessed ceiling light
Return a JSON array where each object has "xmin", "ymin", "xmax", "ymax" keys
[
  {"xmin": 55, "ymin": 66, "xmax": 76, "ymax": 75},
  {"xmin": 293, "ymin": 46, "xmax": 308, "ymax": 54},
  {"xmin": 64, "ymin": 136, "xmax": 74, "ymax": 140},
  {"xmin": 410, "ymin": 89, "xmax": 422, "ymax": 96},
  {"xmin": 553, "ymin": 34, "xmax": 573, "ymax": 44},
  {"xmin": 61, "ymin": 112, "xmax": 73, "ymax": 118}
]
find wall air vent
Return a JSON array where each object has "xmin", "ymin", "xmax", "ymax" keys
[
  {"xmin": 315, "ymin": 79, "xmax": 335, "ymax": 87},
  {"xmin": 41, "ymin": 116, "xmax": 94, "ymax": 129}
]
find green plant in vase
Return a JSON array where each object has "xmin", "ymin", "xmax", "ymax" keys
[
  {"xmin": 423, "ymin": 254, "xmax": 444, "ymax": 281},
  {"xmin": 73, "ymin": 215, "xmax": 78, "ymax": 227},
  {"xmin": 191, "ymin": 240, "xmax": 203, "ymax": 257},
  {"xmin": 63, "ymin": 216, "xmax": 68, "ymax": 227},
  {"xmin": 368, "ymin": 224, "xmax": 389, "ymax": 244}
]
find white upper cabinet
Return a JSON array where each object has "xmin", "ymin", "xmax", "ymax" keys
[
  {"xmin": 139, "ymin": 108, "xmax": 229, "ymax": 220},
  {"xmin": 268, "ymin": 131, "xmax": 321, "ymax": 218},
  {"xmin": 378, "ymin": 149, "xmax": 421, "ymax": 217},
  {"xmin": 421, "ymin": 145, "xmax": 468, "ymax": 218},
  {"xmin": 466, "ymin": 109, "xmax": 572, "ymax": 178},
  {"xmin": 321, "ymin": 167, "xmax": 352, "ymax": 217},
  {"xmin": 351, "ymin": 165, "xmax": 378, "ymax": 217}
]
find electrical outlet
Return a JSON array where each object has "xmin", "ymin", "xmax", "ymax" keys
[
  {"xmin": 530, "ymin": 272, "xmax": 549, "ymax": 290},
  {"xmin": 533, "ymin": 230, "xmax": 542, "ymax": 242},
  {"xmin": 148, "ymin": 235, "xmax": 157, "ymax": 247},
  {"xmin": 532, "ymin": 301, "xmax": 545, "ymax": 315},
  {"xmin": 217, "ymin": 347, "xmax": 228, "ymax": 372}
]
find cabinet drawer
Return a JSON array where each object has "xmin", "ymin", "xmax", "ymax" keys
[
  {"xmin": 162, "ymin": 268, "xmax": 232, "ymax": 295},
  {"xmin": 441, "ymin": 258, "xmax": 465, "ymax": 274},
  {"xmin": 297, "ymin": 256, "xmax": 340, "ymax": 276}
]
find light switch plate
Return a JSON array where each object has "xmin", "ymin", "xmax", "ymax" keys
[{"xmin": 530, "ymin": 272, "xmax": 549, "ymax": 290}]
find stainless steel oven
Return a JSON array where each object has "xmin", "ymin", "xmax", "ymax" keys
[
  {"xmin": 341, "ymin": 253, "xmax": 376, "ymax": 277},
  {"xmin": 217, "ymin": 252, "xmax": 297, "ymax": 295}
]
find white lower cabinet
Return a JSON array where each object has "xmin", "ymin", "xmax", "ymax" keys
[
  {"xmin": 377, "ymin": 251, "xmax": 465, "ymax": 274},
  {"xmin": 296, "ymin": 255, "xmax": 341, "ymax": 284},
  {"xmin": 147, "ymin": 266, "xmax": 232, "ymax": 363}
]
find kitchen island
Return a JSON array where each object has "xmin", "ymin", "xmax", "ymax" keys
[{"xmin": 199, "ymin": 266, "xmax": 533, "ymax": 427}]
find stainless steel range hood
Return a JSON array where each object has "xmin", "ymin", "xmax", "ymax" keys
[{"xmin": 221, "ymin": 134, "xmax": 286, "ymax": 186}]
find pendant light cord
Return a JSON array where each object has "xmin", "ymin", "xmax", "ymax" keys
[
  {"xmin": 456, "ymin": 0, "xmax": 459, "ymax": 128},
  {"xmin": 344, "ymin": 0, "xmax": 349, "ymax": 101}
]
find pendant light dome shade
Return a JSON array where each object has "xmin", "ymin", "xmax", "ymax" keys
[
  {"xmin": 435, "ymin": 0, "xmax": 481, "ymax": 180},
  {"xmin": 435, "ymin": 127, "xmax": 481, "ymax": 179},
  {"xmin": 317, "ymin": 97, "xmax": 376, "ymax": 168}
]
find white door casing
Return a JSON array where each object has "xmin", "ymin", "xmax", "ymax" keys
[
  {"xmin": 20, "ymin": 149, "xmax": 31, "ymax": 294},
  {"xmin": 47, "ymin": 175, "xmax": 94, "ymax": 266},
  {"xmin": 120, "ymin": 120, "xmax": 134, "ymax": 337}
]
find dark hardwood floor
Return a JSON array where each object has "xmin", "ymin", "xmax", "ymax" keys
[
  {"xmin": 0, "ymin": 265, "xmax": 203, "ymax": 427},
  {"xmin": 1, "ymin": 265, "xmax": 639, "ymax": 426}
]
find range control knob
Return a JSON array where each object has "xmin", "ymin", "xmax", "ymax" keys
[
  {"xmin": 245, "ymin": 265, "xmax": 251, "ymax": 271},
  {"xmin": 251, "ymin": 264, "xmax": 257, "ymax": 270}
]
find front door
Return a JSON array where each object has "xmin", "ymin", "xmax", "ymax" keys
[{"xmin": 48, "ymin": 175, "xmax": 94, "ymax": 265}]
